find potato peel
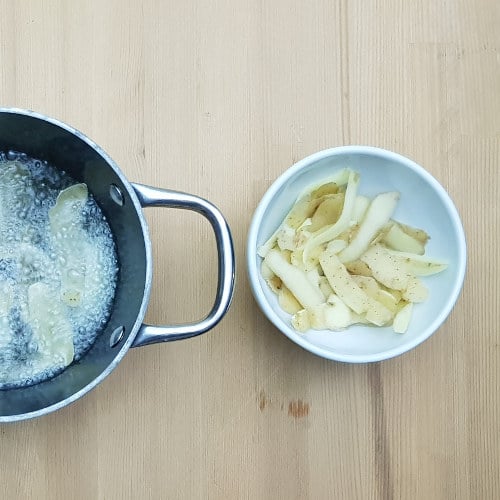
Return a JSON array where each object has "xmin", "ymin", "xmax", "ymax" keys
[{"xmin": 259, "ymin": 169, "xmax": 447, "ymax": 334}]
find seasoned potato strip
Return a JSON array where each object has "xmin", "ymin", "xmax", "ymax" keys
[
  {"xmin": 360, "ymin": 244, "xmax": 413, "ymax": 291},
  {"xmin": 384, "ymin": 249, "xmax": 448, "ymax": 276},
  {"xmin": 310, "ymin": 181, "xmax": 339, "ymax": 199},
  {"xmin": 264, "ymin": 249, "xmax": 324, "ymax": 308},
  {"xmin": 260, "ymin": 260, "xmax": 274, "ymax": 280},
  {"xmin": 326, "ymin": 239, "xmax": 348, "ymax": 254},
  {"xmin": 345, "ymin": 259, "xmax": 373, "ymax": 277},
  {"xmin": 308, "ymin": 194, "xmax": 345, "ymax": 232},
  {"xmin": 397, "ymin": 222, "xmax": 429, "ymax": 245},
  {"xmin": 319, "ymin": 249, "xmax": 369, "ymax": 313},
  {"xmin": 278, "ymin": 285, "xmax": 303, "ymax": 314},
  {"xmin": 382, "ymin": 223, "xmax": 425, "ymax": 255},
  {"xmin": 393, "ymin": 302, "xmax": 413, "ymax": 333},
  {"xmin": 305, "ymin": 298, "xmax": 355, "ymax": 330},
  {"xmin": 302, "ymin": 170, "xmax": 360, "ymax": 265},
  {"xmin": 324, "ymin": 294, "xmax": 356, "ymax": 329},
  {"xmin": 351, "ymin": 275, "xmax": 400, "ymax": 313},
  {"xmin": 318, "ymin": 276, "xmax": 334, "ymax": 299},
  {"xmin": 338, "ymin": 191, "xmax": 399, "ymax": 263},
  {"xmin": 297, "ymin": 168, "xmax": 351, "ymax": 200},
  {"xmin": 402, "ymin": 277, "xmax": 429, "ymax": 303},
  {"xmin": 351, "ymin": 195, "xmax": 370, "ymax": 224},
  {"xmin": 319, "ymin": 249, "xmax": 392, "ymax": 325},
  {"xmin": 276, "ymin": 224, "xmax": 296, "ymax": 251},
  {"xmin": 291, "ymin": 309, "xmax": 310, "ymax": 332},
  {"xmin": 266, "ymin": 275, "xmax": 283, "ymax": 294},
  {"xmin": 258, "ymin": 169, "xmax": 351, "ymax": 258}
]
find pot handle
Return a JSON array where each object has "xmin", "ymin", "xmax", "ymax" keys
[{"xmin": 130, "ymin": 183, "xmax": 235, "ymax": 347}]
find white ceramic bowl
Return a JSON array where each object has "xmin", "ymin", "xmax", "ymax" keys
[{"xmin": 247, "ymin": 146, "xmax": 467, "ymax": 362}]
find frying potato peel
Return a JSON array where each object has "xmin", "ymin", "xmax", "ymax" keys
[{"xmin": 258, "ymin": 169, "xmax": 447, "ymax": 334}]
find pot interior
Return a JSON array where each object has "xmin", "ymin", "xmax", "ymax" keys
[{"xmin": 0, "ymin": 110, "xmax": 149, "ymax": 420}]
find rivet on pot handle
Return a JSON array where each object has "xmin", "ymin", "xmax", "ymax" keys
[{"xmin": 130, "ymin": 183, "xmax": 235, "ymax": 347}]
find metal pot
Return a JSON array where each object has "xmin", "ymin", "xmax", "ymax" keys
[{"xmin": 0, "ymin": 108, "xmax": 235, "ymax": 422}]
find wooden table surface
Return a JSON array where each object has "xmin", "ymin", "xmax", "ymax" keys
[{"xmin": 0, "ymin": 1, "xmax": 498, "ymax": 498}]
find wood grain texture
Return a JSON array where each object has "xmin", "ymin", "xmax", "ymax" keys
[{"xmin": 0, "ymin": 0, "xmax": 498, "ymax": 498}]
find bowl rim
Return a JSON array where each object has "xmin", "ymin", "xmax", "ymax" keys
[{"xmin": 246, "ymin": 145, "xmax": 467, "ymax": 363}]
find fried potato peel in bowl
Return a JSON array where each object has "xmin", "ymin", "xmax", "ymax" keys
[{"xmin": 247, "ymin": 146, "xmax": 466, "ymax": 362}]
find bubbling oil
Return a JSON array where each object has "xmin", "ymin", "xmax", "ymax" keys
[{"xmin": 0, "ymin": 151, "xmax": 119, "ymax": 389}]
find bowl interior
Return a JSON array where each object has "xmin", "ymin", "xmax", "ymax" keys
[{"xmin": 248, "ymin": 148, "xmax": 466, "ymax": 362}]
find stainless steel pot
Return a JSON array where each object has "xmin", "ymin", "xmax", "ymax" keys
[{"xmin": 0, "ymin": 108, "xmax": 235, "ymax": 422}]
